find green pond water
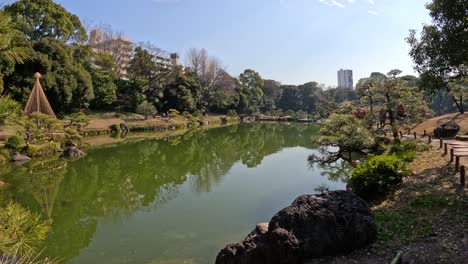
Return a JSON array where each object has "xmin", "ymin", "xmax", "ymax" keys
[{"xmin": 0, "ymin": 123, "xmax": 349, "ymax": 264}]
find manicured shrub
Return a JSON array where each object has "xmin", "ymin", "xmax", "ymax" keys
[
  {"xmin": 109, "ymin": 123, "xmax": 121, "ymax": 133},
  {"xmin": 192, "ymin": 109, "xmax": 202, "ymax": 117},
  {"xmin": 136, "ymin": 101, "xmax": 157, "ymax": 119},
  {"xmin": 67, "ymin": 112, "xmax": 90, "ymax": 130},
  {"xmin": 296, "ymin": 110, "xmax": 307, "ymax": 119},
  {"xmin": 168, "ymin": 109, "xmax": 180, "ymax": 118},
  {"xmin": 0, "ymin": 148, "xmax": 11, "ymax": 163},
  {"xmin": 5, "ymin": 135, "xmax": 26, "ymax": 152},
  {"xmin": 25, "ymin": 142, "xmax": 60, "ymax": 157},
  {"xmin": 184, "ymin": 113, "xmax": 198, "ymax": 126},
  {"xmin": 389, "ymin": 141, "xmax": 418, "ymax": 162},
  {"xmin": 64, "ymin": 128, "xmax": 83, "ymax": 147},
  {"xmin": 227, "ymin": 109, "xmax": 237, "ymax": 117},
  {"xmin": 285, "ymin": 110, "xmax": 295, "ymax": 117},
  {"xmin": 349, "ymin": 154, "xmax": 409, "ymax": 201}
]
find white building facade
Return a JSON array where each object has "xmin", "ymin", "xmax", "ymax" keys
[{"xmin": 337, "ymin": 69, "xmax": 354, "ymax": 89}]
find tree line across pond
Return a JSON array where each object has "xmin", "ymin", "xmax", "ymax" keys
[
  {"xmin": 0, "ymin": 0, "xmax": 466, "ymax": 118},
  {"xmin": 0, "ymin": 0, "xmax": 349, "ymax": 117}
]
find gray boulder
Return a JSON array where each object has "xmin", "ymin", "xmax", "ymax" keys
[
  {"xmin": 216, "ymin": 191, "xmax": 377, "ymax": 264},
  {"xmin": 11, "ymin": 152, "xmax": 31, "ymax": 162},
  {"xmin": 433, "ymin": 122, "xmax": 460, "ymax": 138},
  {"xmin": 63, "ymin": 146, "xmax": 85, "ymax": 158}
]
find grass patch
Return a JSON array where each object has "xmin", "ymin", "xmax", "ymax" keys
[
  {"xmin": 374, "ymin": 191, "xmax": 463, "ymax": 243},
  {"xmin": 410, "ymin": 193, "xmax": 458, "ymax": 209},
  {"xmin": 375, "ymin": 209, "xmax": 433, "ymax": 242}
]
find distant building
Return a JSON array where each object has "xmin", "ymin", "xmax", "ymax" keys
[
  {"xmin": 89, "ymin": 30, "xmax": 134, "ymax": 79},
  {"xmin": 337, "ymin": 69, "xmax": 354, "ymax": 89},
  {"xmin": 89, "ymin": 29, "xmax": 181, "ymax": 78},
  {"xmin": 170, "ymin": 53, "xmax": 180, "ymax": 66},
  {"xmin": 154, "ymin": 53, "xmax": 181, "ymax": 69}
]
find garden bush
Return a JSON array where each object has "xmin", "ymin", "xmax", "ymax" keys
[
  {"xmin": 109, "ymin": 123, "xmax": 121, "ymax": 133},
  {"xmin": 168, "ymin": 109, "xmax": 180, "ymax": 118},
  {"xmin": 64, "ymin": 128, "xmax": 83, "ymax": 147},
  {"xmin": 5, "ymin": 135, "xmax": 26, "ymax": 152},
  {"xmin": 389, "ymin": 141, "xmax": 419, "ymax": 162},
  {"xmin": 25, "ymin": 142, "xmax": 60, "ymax": 157},
  {"xmin": 349, "ymin": 154, "xmax": 409, "ymax": 201},
  {"xmin": 227, "ymin": 109, "xmax": 237, "ymax": 117}
]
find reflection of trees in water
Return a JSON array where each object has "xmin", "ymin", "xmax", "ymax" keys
[
  {"xmin": 28, "ymin": 160, "xmax": 67, "ymax": 220},
  {"xmin": 0, "ymin": 123, "xmax": 322, "ymax": 261},
  {"xmin": 0, "ymin": 159, "xmax": 66, "ymax": 220},
  {"xmin": 315, "ymin": 159, "xmax": 352, "ymax": 183}
]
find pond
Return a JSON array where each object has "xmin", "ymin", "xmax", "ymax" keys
[{"xmin": 0, "ymin": 123, "xmax": 349, "ymax": 264}]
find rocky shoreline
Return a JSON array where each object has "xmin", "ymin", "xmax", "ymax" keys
[{"xmin": 216, "ymin": 191, "xmax": 377, "ymax": 264}]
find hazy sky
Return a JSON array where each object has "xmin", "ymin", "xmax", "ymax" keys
[{"xmin": 11, "ymin": 0, "xmax": 432, "ymax": 86}]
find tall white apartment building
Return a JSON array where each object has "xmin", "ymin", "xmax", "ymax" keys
[{"xmin": 337, "ymin": 69, "xmax": 353, "ymax": 89}]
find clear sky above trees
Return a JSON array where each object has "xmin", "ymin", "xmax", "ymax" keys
[{"xmin": 1, "ymin": 0, "xmax": 431, "ymax": 86}]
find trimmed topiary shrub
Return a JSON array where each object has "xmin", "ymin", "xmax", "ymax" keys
[
  {"xmin": 64, "ymin": 128, "xmax": 83, "ymax": 147},
  {"xmin": 349, "ymin": 154, "xmax": 409, "ymax": 201},
  {"xmin": 5, "ymin": 135, "xmax": 26, "ymax": 152},
  {"xmin": 110, "ymin": 124, "xmax": 121, "ymax": 133},
  {"xmin": 168, "ymin": 109, "xmax": 180, "ymax": 118},
  {"xmin": 227, "ymin": 109, "xmax": 237, "ymax": 117},
  {"xmin": 25, "ymin": 142, "xmax": 60, "ymax": 157}
]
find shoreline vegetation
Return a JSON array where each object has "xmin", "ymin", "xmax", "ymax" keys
[
  {"xmin": 0, "ymin": 110, "xmax": 325, "ymax": 163},
  {"xmin": 0, "ymin": 112, "xmax": 240, "ymax": 162}
]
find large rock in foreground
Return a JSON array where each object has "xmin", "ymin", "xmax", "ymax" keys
[{"xmin": 216, "ymin": 191, "xmax": 377, "ymax": 264}]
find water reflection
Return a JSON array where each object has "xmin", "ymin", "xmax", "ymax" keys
[{"xmin": 0, "ymin": 123, "xmax": 343, "ymax": 262}]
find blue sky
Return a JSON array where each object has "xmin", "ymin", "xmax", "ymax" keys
[{"xmin": 11, "ymin": 0, "xmax": 432, "ymax": 86}]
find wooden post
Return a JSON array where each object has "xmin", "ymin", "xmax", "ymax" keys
[
  {"xmin": 450, "ymin": 149, "xmax": 454, "ymax": 163},
  {"xmin": 414, "ymin": 132, "xmax": 417, "ymax": 139},
  {"xmin": 407, "ymin": 129, "xmax": 410, "ymax": 135},
  {"xmin": 391, "ymin": 251, "xmax": 403, "ymax": 264},
  {"xmin": 461, "ymin": 166, "xmax": 466, "ymax": 187},
  {"xmin": 399, "ymin": 131, "xmax": 403, "ymax": 138},
  {"xmin": 455, "ymin": 156, "xmax": 460, "ymax": 171},
  {"xmin": 423, "ymin": 130, "xmax": 427, "ymax": 137},
  {"xmin": 440, "ymin": 138, "xmax": 443, "ymax": 149},
  {"xmin": 444, "ymin": 143, "xmax": 448, "ymax": 155},
  {"xmin": 428, "ymin": 135, "xmax": 432, "ymax": 144}
]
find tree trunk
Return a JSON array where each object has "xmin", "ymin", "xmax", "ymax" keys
[
  {"xmin": 460, "ymin": 95, "xmax": 464, "ymax": 114},
  {"xmin": 385, "ymin": 93, "xmax": 400, "ymax": 143},
  {"xmin": 447, "ymin": 85, "xmax": 464, "ymax": 114},
  {"xmin": 388, "ymin": 109, "xmax": 400, "ymax": 143},
  {"xmin": 450, "ymin": 94, "xmax": 464, "ymax": 114}
]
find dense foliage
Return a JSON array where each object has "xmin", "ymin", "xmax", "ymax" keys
[
  {"xmin": 349, "ymin": 154, "xmax": 409, "ymax": 201},
  {"xmin": 0, "ymin": 201, "xmax": 51, "ymax": 256},
  {"xmin": 407, "ymin": 0, "xmax": 468, "ymax": 114},
  {"xmin": 356, "ymin": 70, "xmax": 429, "ymax": 141},
  {"xmin": 309, "ymin": 114, "xmax": 375, "ymax": 163}
]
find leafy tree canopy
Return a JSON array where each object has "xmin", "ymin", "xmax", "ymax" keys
[
  {"xmin": 407, "ymin": 0, "xmax": 467, "ymax": 113},
  {"xmin": 4, "ymin": 0, "xmax": 87, "ymax": 43},
  {"xmin": 3, "ymin": 38, "xmax": 94, "ymax": 112}
]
